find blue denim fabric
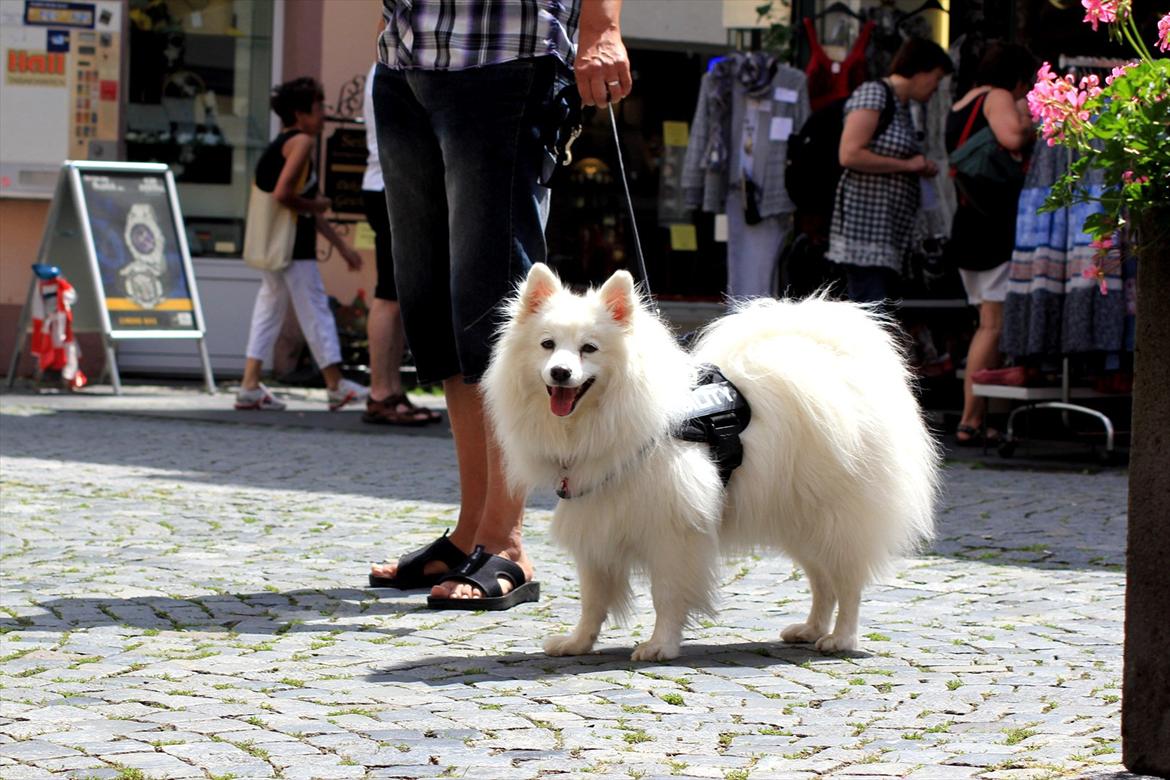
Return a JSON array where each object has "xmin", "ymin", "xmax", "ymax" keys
[
  {"xmin": 843, "ymin": 263, "xmax": 902, "ymax": 305},
  {"xmin": 372, "ymin": 58, "xmax": 559, "ymax": 384}
]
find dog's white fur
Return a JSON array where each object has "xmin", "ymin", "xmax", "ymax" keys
[{"xmin": 483, "ymin": 264, "xmax": 939, "ymax": 661}]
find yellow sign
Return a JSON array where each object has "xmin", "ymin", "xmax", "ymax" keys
[
  {"xmin": 354, "ymin": 221, "xmax": 376, "ymax": 251},
  {"xmin": 669, "ymin": 224, "xmax": 698, "ymax": 252},
  {"xmin": 663, "ymin": 121, "xmax": 689, "ymax": 148}
]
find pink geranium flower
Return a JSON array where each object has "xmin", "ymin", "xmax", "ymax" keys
[
  {"xmin": 1158, "ymin": 13, "xmax": 1170, "ymax": 52},
  {"xmin": 1027, "ymin": 62, "xmax": 1102, "ymax": 144},
  {"xmin": 1081, "ymin": 0, "xmax": 1120, "ymax": 30}
]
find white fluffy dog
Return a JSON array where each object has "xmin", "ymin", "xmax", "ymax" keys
[{"xmin": 482, "ymin": 264, "xmax": 939, "ymax": 662}]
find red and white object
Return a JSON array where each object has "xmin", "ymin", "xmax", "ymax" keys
[{"xmin": 30, "ymin": 276, "xmax": 87, "ymax": 389}]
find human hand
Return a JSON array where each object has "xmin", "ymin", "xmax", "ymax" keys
[
  {"xmin": 575, "ymin": 24, "xmax": 631, "ymax": 107},
  {"xmin": 905, "ymin": 155, "xmax": 938, "ymax": 177},
  {"xmin": 309, "ymin": 195, "xmax": 332, "ymax": 214}
]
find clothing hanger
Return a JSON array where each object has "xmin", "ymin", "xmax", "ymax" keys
[
  {"xmin": 897, "ymin": 0, "xmax": 947, "ymax": 24},
  {"xmin": 814, "ymin": 2, "xmax": 866, "ymax": 22}
]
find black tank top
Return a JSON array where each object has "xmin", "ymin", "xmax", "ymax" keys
[{"xmin": 255, "ymin": 129, "xmax": 318, "ymax": 261}]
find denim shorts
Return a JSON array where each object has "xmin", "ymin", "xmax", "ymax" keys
[{"xmin": 372, "ymin": 57, "xmax": 562, "ymax": 384}]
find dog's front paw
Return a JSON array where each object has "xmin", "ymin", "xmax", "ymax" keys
[
  {"xmin": 781, "ymin": 622, "xmax": 828, "ymax": 644},
  {"xmin": 814, "ymin": 632, "xmax": 858, "ymax": 653},
  {"xmin": 544, "ymin": 633, "xmax": 595, "ymax": 657},
  {"xmin": 630, "ymin": 639, "xmax": 680, "ymax": 662}
]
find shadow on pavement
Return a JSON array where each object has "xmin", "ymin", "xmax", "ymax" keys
[
  {"xmin": 3, "ymin": 589, "xmax": 431, "ymax": 638},
  {"xmin": 365, "ymin": 642, "xmax": 867, "ymax": 684}
]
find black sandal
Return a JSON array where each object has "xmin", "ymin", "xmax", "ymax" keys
[
  {"xmin": 426, "ymin": 545, "xmax": 540, "ymax": 611},
  {"xmin": 368, "ymin": 529, "xmax": 468, "ymax": 589}
]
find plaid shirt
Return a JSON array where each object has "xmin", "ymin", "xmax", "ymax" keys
[{"xmin": 378, "ymin": 0, "xmax": 580, "ymax": 71}]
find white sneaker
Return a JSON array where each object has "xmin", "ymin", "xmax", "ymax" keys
[
  {"xmin": 327, "ymin": 378, "xmax": 369, "ymax": 411},
  {"xmin": 235, "ymin": 383, "xmax": 286, "ymax": 411}
]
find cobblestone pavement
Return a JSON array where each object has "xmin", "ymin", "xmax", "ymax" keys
[{"xmin": 0, "ymin": 397, "xmax": 1144, "ymax": 779}]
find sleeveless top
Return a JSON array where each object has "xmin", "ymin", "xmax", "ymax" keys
[
  {"xmin": 255, "ymin": 129, "xmax": 318, "ymax": 261},
  {"xmin": 804, "ymin": 18, "xmax": 875, "ymax": 113},
  {"xmin": 944, "ymin": 93, "xmax": 1024, "ymax": 271}
]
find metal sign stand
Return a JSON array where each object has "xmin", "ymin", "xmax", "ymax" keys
[{"xmin": 6, "ymin": 161, "xmax": 215, "ymax": 394}]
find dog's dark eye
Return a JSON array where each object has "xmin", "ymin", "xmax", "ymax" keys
[
  {"xmin": 581, "ymin": 343, "xmax": 598, "ymax": 354},
  {"xmin": 540, "ymin": 339, "xmax": 555, "ymax": 350}
]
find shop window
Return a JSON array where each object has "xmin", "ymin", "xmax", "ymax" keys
[{"xmin": 125, "ymin": 0, "xmax": 274, "ymax": 257}]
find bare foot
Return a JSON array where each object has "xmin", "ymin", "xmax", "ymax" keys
[{"xmin": 429, "ymin": 546, "xmax": 533, "ymax": 601}]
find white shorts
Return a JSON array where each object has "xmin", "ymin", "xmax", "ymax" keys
[{"xmin": 959, "ymin": 262, "xmax": 1010, "ymax": 306}]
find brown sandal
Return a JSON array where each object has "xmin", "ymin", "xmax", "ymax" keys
[{"xmin": 362, "ymin": 393, "xmax": 440, "ymax": 426}]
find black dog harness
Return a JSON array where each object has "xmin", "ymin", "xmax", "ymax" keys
[
  {"xmin": 556, "ymin": 365, "xmax": 750, "ymax": 499},
  {"xmin": 673, "ymin": 365, "xmax": 751, "ymax": 486}
]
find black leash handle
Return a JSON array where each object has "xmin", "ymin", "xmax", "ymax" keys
[{"xmin": 607, "ymin": 103, "xmax": 653, "ymax": 304}]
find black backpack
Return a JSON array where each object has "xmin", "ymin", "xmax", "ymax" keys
[{"xmin": 785, "ymin": 81, "xmax": 896, "ymax": 219}]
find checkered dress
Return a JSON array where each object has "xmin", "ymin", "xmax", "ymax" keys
[
  {"xmin": 378, "ymin": 0, "xmax": 580, "ymax": 71},
  {"xmin": 826, "ymin": 81, "xmax": 922, "ymax": 272}
]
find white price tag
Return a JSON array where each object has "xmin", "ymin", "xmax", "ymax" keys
[
  {"xmin": 714, "ymin": 213, "xmax": 729, "ymax": 242},
  {"xmin": 773, "ymin": 87, "xmax": 798, "ymax": 103},
  {"xmin": 769, "ymin": 116, "xmax": 794, "ymax": 142}
]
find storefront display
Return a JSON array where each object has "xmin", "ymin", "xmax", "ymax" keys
[{"xmin": 123, "ymin": 0, "xmax": 274, "ymax": 256}]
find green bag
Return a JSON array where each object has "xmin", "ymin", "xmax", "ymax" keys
[{"xmin": 950, "ymin": 125, "xmax": 1024, "ymax": 185}]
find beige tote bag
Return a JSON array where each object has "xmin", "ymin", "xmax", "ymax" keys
[{"xmin": 242, "ymin": 183, "xmax": 298, "ymax": 272}]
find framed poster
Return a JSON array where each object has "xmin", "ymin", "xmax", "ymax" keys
[
  {"xmin": 75, "ymin": 166, "xmax": 198, "ymax": 331},
  {"xmin": 7, "ymin": 160, "xmax": 215, "ymax": 393}
]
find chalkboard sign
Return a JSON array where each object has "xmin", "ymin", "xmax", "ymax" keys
[
  {"xmin": 323, "ymin": 126, "xmax": 367, "ymax": 216},
  {"xmin": 6, "ymin": 161, "xmax": 215, "ymax": 393}
]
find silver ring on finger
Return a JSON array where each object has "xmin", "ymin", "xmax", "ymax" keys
[{"xmin": 606, "ymin": 80, "xmax": 620, "ymax": 86}]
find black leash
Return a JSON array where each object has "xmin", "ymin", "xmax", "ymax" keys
[{"xmin": 607, "ymin": 103, "xmax": 653, "ymax": 303}]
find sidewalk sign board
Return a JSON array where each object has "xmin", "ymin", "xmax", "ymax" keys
[{"xmin": 6, "ymin": 161, "xmax": 215, "ymax": 393}]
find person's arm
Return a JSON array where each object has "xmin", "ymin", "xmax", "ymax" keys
[
  {"xmin": 315, "ymin": 214, "xmax": 363, "ymax": 271},
  {"xmin": 983, "ymin": 87, "xmax": 1034, "ymax": 152},
  {"xmin": 273, "ymin": 134, "xmax": 330, "ymax": 214},
  {"xmin": 575, "ymin": 0, "xmax": 631, "ymax": 107},
  {"xmin": 838, "ymin": 109, "xmax": 937, "ymax": 176}
]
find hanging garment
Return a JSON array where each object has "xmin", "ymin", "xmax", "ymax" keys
[
  {"xmin": 1001, "ymin": 141, "xmax": 1127, "ymax": 357},
  {"xmin": 683, "ymin": 52, "xmax": 811, "ymax": 218},
  {"xmin": 30, "ymin": 276, "xmax": 86, "ymax": 388},
  {"xmin": 725, "ymin": 188, "xmax": 792, "ymax": 297},
  {"xmin": 804, "ymin": 17, "xmax": 875, "ymax": 113}
]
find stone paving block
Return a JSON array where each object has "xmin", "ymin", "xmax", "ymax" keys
[
  {"xmin": 103, "ymin": 751, "xmax": 204, "ymax": 778},
  {"xmin": 0, "ymin": 404, "xmax": 1142, "ymax": 780}
]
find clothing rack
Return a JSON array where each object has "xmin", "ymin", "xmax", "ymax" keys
[
  {"xmin": 1057, "ymin": 55, "xmax": 1130, "ymax": 71},
  {"xmin": 973, "ymin": 358, "xmax": 1120, "ymax": 463}
]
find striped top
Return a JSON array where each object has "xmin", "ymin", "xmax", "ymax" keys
[{"xmin": 377, "ymin": 0, "xmax": 580, "ymax": 71}]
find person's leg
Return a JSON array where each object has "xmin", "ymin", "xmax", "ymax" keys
[
  {"xmin": 959, "ymin": 299, "xmax": 1004, "ymax": 436},
  {"xmin": 402, "ymin": 59, "xmax": 555, "ymax": 601},
  {"xmin": 282, "ymin": 261, "xmax": 360, "ymax": 400},
  {"xmin": 241, "ymin": 270, "xmax": 291, "ymax": 389},
  {"xmin": 361, "ymin": 188, "xmax": 409, "ymax": 403},
  {"xmin": 368, "ymin": 64, "xmax": 469, "ymax": 583},
  {"xmin": 367, "ymin": 298, "xmax": 406, "ymax": 400},
  {"xmin": 430, "ymin": 377, "xmax": 531, "ymax": 599}
]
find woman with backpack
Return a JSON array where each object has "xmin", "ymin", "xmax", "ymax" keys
[
  {"xmin": 945, "ymin": 43, "xmax": 1037, "ymax": 445},
  {"xmin": 826, "ymin": 38, "xmax": 954, "ymax": 303}
]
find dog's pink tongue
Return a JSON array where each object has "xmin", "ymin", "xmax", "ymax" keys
[{"xmin": 549, "ymin": 387, "xmax": 576, "ymax": 417}]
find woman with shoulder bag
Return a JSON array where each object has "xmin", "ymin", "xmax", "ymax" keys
[
  {"xmin": 945, "ymin": 43, "xmax": 1037, "ymax": 445},
  {"xmin": 827, "ymin": 38, "xmax": 954, "ymax": 304},
  {"xmin": 236, "ymin": 77, "xmax": 369, "ymax": 412}
]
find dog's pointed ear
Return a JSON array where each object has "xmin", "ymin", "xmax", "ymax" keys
[
  {"xmin": 599, "ymin": 270, "xmax": 637, "ymax": 328},
  {"xmin": 518, "ymin": 263, "xmax": 561, "ymax": 319}
]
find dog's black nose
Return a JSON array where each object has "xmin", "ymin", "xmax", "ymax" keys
[{"xmin": 550, "ymin": 366, "xmax": 571, "ymax": 384}]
